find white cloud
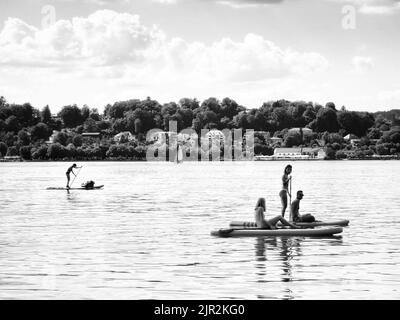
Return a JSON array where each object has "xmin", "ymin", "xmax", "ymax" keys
[
  {"xmin": 329, "ymin": 0, "xmax": 400, "ymax": 15},
  {"xmin": 352, "ymin": 56, "xmax": 374, "ymax": 73},
  {"xmin": 0, "ymin": 10, "xmax": 164, "ymax": 67},
  {"xmin": 0, "ymin": 10, "xmax": 328, "ymax": 79},
  {"xmin": 0, "ymin": 10, "xmax": 330, "ymax": 109},
  {"xmin": 75, "ymin": 0, "xmax": 286, "ymax": 8}
]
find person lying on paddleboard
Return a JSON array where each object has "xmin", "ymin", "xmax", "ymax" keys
[
  {"xmin": 66, "ymin": 164, "xmax": 82, "ymax": 189},
  {"xmin": 255, "ymin": 198, "xmax": 299, "ymax": 229},
  {"xmin": 290, "ymin": 191, "xmax": 316, "ymax": 223},
  {"xmin": 279, "ymin": 164, "xmax": 292, "ymax": 218}
]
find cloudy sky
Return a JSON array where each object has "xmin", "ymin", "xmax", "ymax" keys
[{"xmin": 0, "ymin": 0, "xmax": 399, "ymax": 112}]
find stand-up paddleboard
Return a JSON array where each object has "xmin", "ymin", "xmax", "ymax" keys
[
  {"xmin": 230, "ymin": 219, "xmax": 350, "ymax": 228},
  {"xmin": 47, "ymin": 185, "xmax": 104, "ymax": 190},
  {"xmin": 211, "ymin": 227, "xmax": 343, "ymax": 238}
]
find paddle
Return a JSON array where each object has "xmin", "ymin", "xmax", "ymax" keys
[
  {"xmin": 289, "ymin": 176, "xmax": 293, "ymax": 222},
  {"xmin": 70, "ymin": 166, "xmax": 82, "ymax": 188}
]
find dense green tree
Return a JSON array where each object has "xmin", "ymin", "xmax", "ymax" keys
[
  {"xmin": 66, "ymin": 143, "xmax": 77, "ymax": 158},
  {"xmin": 81, "ymin": 105, "xmax": 90, "ymax": 122},
  {"xmin": 47, "ymin": 143, "xmax": 67, "ymax": 160},
  {"xmin": 335, "ymin": 150, "xmax": 347, "ymax": 159},
  {"xmin": 323, "ymin": 132, "xmax": 344, "ymax": 145},
  {"xmin": 376, "ymin": 143, "xmax": 390, "ymax": 155},
  {"xmin": 325, "ymin": 145, "xmax": 336, "ymax": 160},
  {"xmin": 97, "ymin": 120, "xmax": 111, "ymax": 131},
  {"xmin": 0, "ymin": 106, "xmax": 11, "ymax": 120},
  {"xmin": 179, "ymin": 98, "xmax": 200, "ymax": 111},
  {"xmin": 288, "ymin": 102, "xmax": 308, "ymax": 128},
  {"xmin": 6, "ymin": 146, "xmax": 18, "ymax": 157},
  {"xmin": 272, "ymin": 107, "xmax": 292, "ymax": 130},
  {"xmin": 104, "ymin": 102, "xmax": 129, "ymax": 119},
  {"xmin": 233, "ymin": 112, "xmax": 248, "ymax": 129},
  {"xmin": 83, "ymin": 118, "xmax": 99, "ymax": 133},
  {"xmin": 254, "ymin": 143, "xmax": 274, "ymax": 156},
  {"xmin": 106, "ymin": 145, "xmax": 132, "ymax": 158},
  {"xmin": 161, "ymin": 102, "xmax": 178, "ymax": 118},
  {"xmin": 53, "ymin": 131, "xmax": 69, "ymax": 146},
  {"xmin": 32, "ymin": 145, "xmax": 49, "ymax": 160},
  {"xmin": 310, "ymin": 108, "xmax": 339, "ymax": 133},
  {"xmin": 1, "ymin": 93, "xmax": 400, "ymax": 160},
  {"xmin": 325, "ymin": 102, "xmax": 337, "ymax": 111},
  {"xmin": 0, "ymin": 141, "xmax": 7, "ymax": 157},
  {"xmin": 31, "ymin": 123, "xmax": 51, "ymax": 141},
  {"xmin": 20, "ymin": 146, "xmax": 32, "ymax": 160},
  {"xmin": 367, "ymin": 127, "xmax": 382, "ymax": 140},
  {"xmin": 284, "ymin": 132, "xmax": 303, "ymax": 147},
  {"xmin": 18, "ymin": 130, "xmax": 31, "ymax": 146},
  {"xmin": 5, "ymin": 115, "xmax": 20, "ymax": 133},
  {"xmin": 177, "ymin": 108, "xmax": 194, "ymax": 129},
  {"xmin": 221, "ymin": 98, "xmax": 243, "ymax": 119},
  {"xmin": 134, "ymin": 146, "xmax": 147, "ymax": 159},
  {"xmin": 4, "ymin": 132, "xmax": 16, "ymax": 147},
  {"xmin": 112, "ymin": 118, "xmax": 128, "ymax": 133},
  {"xmin": 72, "ymin": 134, "xmax": 83, "ymax": 147},
  {"xmin": 41, "ymin": 105, "xmax": 52, "ymax": 124},
  {"xmin": 253, "ymin": 111, "xmax": 268, "ymax": 131},
  {"xmin": 6, "ymin": 103, "xmax": 35, "ymax": 127},
  {"xmin": 0, "ymin": 96, "xmax": 6, "ymax": 108},
  {"xmin": 338, "ymin": 111, "xmax": 374, "ymax": 137},
  {"xmin": 201, "ymin": 98, "xmax": 221, "ymax": 115},
  {"xmin": 89, "ymin": 108, "xmax": 101, "ymax": 121},
  {"xmin": 374, "ymin": 109, "xmax": 400, "ymax": 123},
  {"xmin": 380, "ymin": 127, "xmax": 400, "ymax": 144},
  {"xmin": 59, "ymin": 105, "xmax": 83, "ymax": 128}
]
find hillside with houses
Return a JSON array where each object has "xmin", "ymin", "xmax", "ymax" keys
[{"xmin": 0, "ymin": 95, "xmax": 399, "ymax": 161}]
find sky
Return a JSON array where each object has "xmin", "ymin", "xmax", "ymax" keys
[{"xmin": 0, "ymin": 0, "xmax": 399, "ymax": 113}]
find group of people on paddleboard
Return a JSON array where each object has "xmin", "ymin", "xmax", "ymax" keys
[{"xmin": 254, "ymin": 165, "xmax": 316, "ymax": 229}]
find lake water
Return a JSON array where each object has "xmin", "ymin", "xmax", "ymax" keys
[{"xmin": 0, "ymin": 161, "xmax": 399, "ymax": 300}]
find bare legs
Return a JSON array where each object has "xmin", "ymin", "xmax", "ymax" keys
[
  {"xmin": 66, "ymin": 173, "xmax": 70, "ymax": 189},
  {"xmin": 279, "ymin": 190, "xmax": 288, "ymax": 217},
  {"xmin": 267, "ymin": 215, "xmax": 299, "ymax": 229}
]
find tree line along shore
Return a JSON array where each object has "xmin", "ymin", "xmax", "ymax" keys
[{"xmin": 0, "ymin": 95, "xmax": 399, "ymax": 161}]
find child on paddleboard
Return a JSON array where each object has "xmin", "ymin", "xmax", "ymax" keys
[
  {"xmin": 66, "ymin": 164, "xmax": 82, "ymax": 189},
  {"xmin": 279, "ymin": 164, "xmax": 292, "ymax": 218},
  {"xmin": 255, "ymin": 198, "xmax": 299, "ymax": 229}
]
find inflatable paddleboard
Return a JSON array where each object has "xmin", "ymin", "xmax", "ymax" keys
[
  {"xmin": 211, "ymin": 227, "xmax": 343, "ymax": 238},
  {"xmin": 230, "ymin": 219, "xmax": 349, "ymax": 228},
  {"xmin": 47, "ymin": 185, "xmax": 104, "ymax": 190}
]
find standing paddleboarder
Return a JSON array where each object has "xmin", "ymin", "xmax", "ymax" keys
[
  {"xmin": 66, "ymin": 164, "xmax": 82, "ymax": 189},
  {"xmin": 279, "ymin": 164, "xmax": 292, "ymax": 218}
]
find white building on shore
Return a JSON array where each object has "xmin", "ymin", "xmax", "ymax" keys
[{"xmin": 255, "ymin": 147, "xmax": 326, "ymax": 161}]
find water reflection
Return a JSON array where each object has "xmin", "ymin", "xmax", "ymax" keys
[
  {"xmin": 254, "ymin": 237, "xmax": 303, "ymax": 283},
  {"xmin": 1, "ymin": 161, "xmax": 400, "ymax": 299}
]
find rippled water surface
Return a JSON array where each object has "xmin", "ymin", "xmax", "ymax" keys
[{"xmin": 0, "ymin": 161, "xmax": 399, "ymax": 299}]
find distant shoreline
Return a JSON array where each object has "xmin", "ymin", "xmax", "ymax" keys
[{"xmin": 1, "ymin": 157, "xmax": 399, "ymax": 163}]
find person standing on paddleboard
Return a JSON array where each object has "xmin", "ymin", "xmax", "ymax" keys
[
  {"xmin": 66, "ymin": 164, "xmax": 82, "ymax": 189},
  {"xmin": 279, "ymin": 165, "xmax": 292, "ymax": 218}
]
